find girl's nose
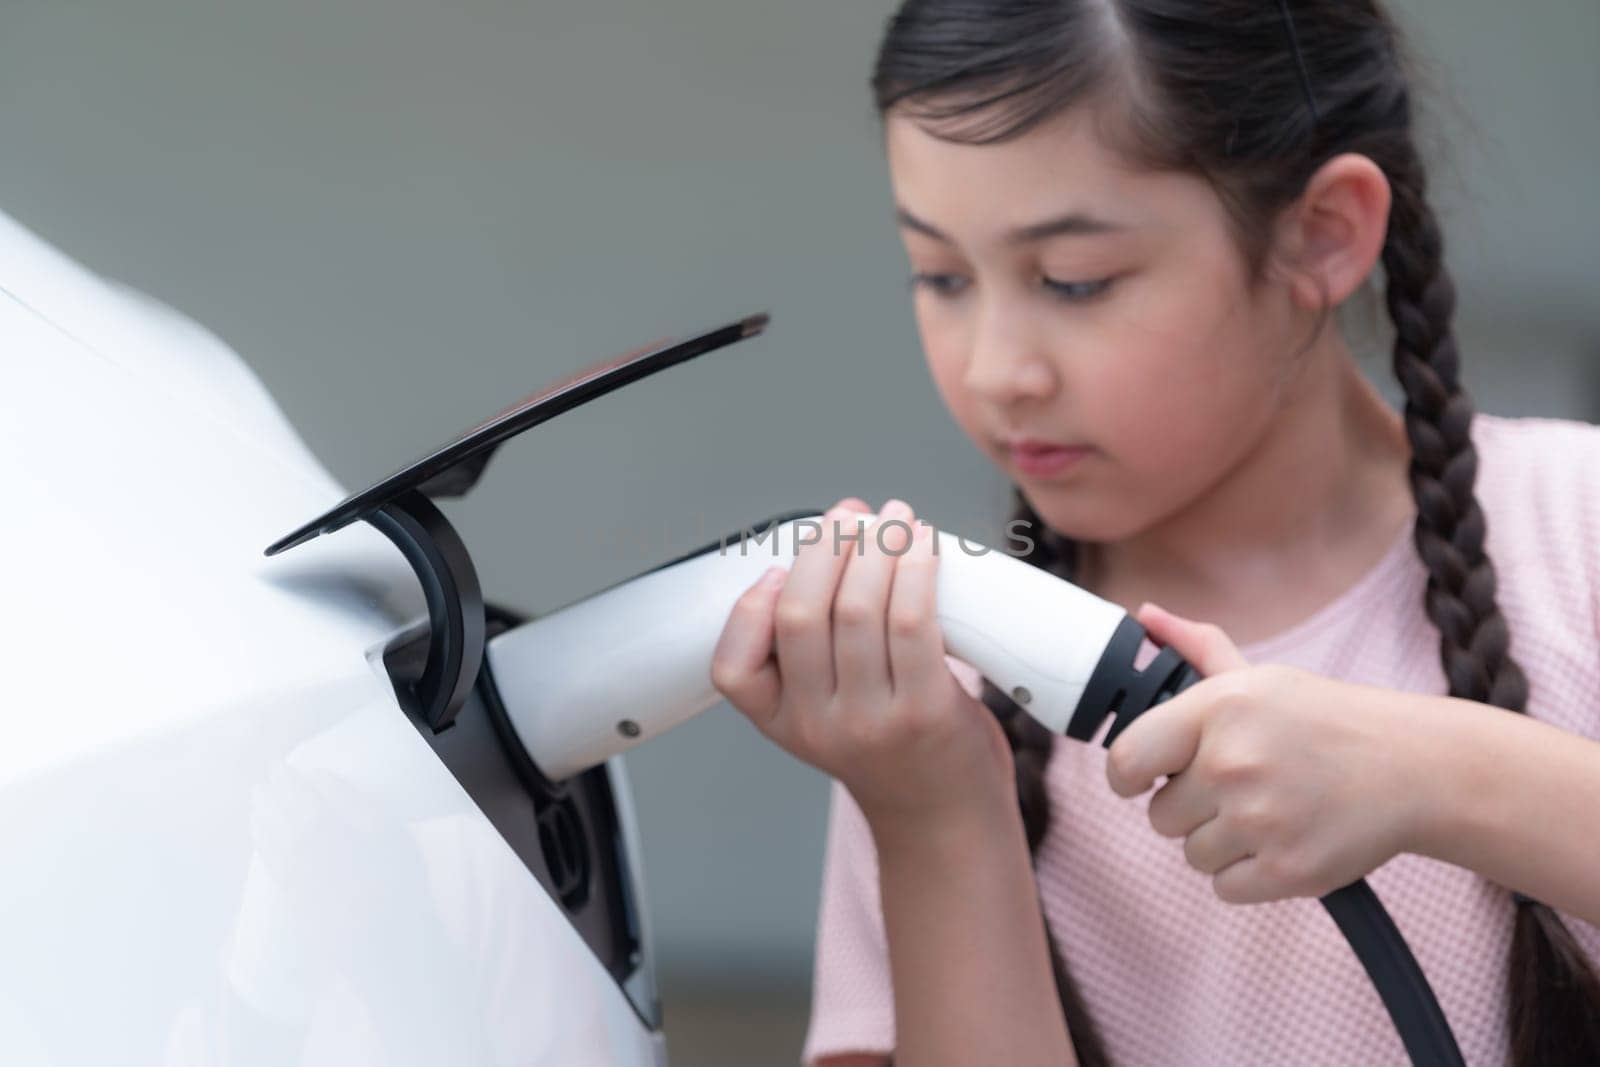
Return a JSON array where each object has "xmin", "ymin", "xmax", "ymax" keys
[{"xmin": 962, "ymin": 300, "xmax": 1058, "ymax": 405}]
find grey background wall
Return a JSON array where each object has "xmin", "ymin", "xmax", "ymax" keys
[{"xmin": 3, "ymin": 1, "xmax": 1595, "ymax": 1061}]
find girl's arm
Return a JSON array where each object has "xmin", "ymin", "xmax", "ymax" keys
[
  {"xmin": 868, "ymin": 786, "xmax": 1078, "ymax": 1067},
  {"xmin": 1403, "ymin": 692, "xmax": 1600, "ymax": 925}
]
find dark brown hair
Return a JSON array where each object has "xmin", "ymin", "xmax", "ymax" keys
[{"xmin": 870, "ymin": 2, "xmax": 1600, "ymax": 1064}]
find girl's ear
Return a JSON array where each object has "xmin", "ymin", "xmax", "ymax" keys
[{"xmin": 1279, "ymin": 152, "xmax": 1393, "ymax": 312}]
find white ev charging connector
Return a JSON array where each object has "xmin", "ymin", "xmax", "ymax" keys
[{"xmin": 486, "ymin": 509, "xmax": 1142, "ymax": 782}]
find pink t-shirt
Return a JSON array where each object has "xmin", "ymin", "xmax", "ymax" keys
[{"xmin": 801, "ymin": 412, "xmax": 1600, "ymax": 1066}]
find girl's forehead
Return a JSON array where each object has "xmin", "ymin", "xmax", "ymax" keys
[{"xmin": 884, "ymin": 108, "xmax": 1203, "ymax": 248}]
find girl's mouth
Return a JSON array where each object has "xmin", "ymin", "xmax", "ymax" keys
[{"xmin": 1006, "ymin": 442, "xmax": 1092, "ymax": 477}]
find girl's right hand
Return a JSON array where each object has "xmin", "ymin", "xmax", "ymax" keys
[{"xmin": 709, "ymin": 496, "xmax": 1017, "ymax": 832}]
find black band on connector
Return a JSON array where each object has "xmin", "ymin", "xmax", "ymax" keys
[{"xmin": 1065, "ymin": 615, "xmax": 1200, "ymax": 746}]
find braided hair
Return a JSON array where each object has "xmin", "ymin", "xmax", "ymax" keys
[{"xmin": 871, "ymin": 2, "xmax": 1600, "ymax": 1064}]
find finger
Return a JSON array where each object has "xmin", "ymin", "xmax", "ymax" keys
[
  {"xmin": 1145, "ymin": 768, "xmax": 1217, "ymax": 839},
  {"xmin": 710, "ymin": 566, "xmax": 789, "ymax": 730},
  {"xmin": 1182, "ymin": 816, "xmax": 1252, "ymax": 876},
  {"xmin": 885, "ymin": 513, "xmax": 946, "ymax": 704},
  {"xmin": 1104, "ymin": 693, "xmax": 1206, "ymax": 797},
  {"xmin": 1135, "ymin": 602, "xmax": 1248, "ymax": 675},
  {"xmin": 773, "ymin": 505, "xmax": 856, "ymax": 705},
  {"xmin": 945, "ymin": 654, "xmax": 985, "ymax": 701},
  {"xmin": 1211, "ymin": 855, "xmax": 1276, "ymax": 905},
  {"xmin": 831, "ymin": 496, "xmax": 872, "ymax": 516},
  {"xmin": 833, "ymin": 500, "xmax": 911, "ymax": 704}
]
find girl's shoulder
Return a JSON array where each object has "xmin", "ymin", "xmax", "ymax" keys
[
  {"xmin": 1473, "ymin": 409, "xmax": 1600, "ymax": 486},
  {"xmin": 1469, "ymin": 411, "xmax": 1600, "ymax": 735},
  {"xmin": 1470, "ymin": 411, "xmax": 1600, "ymax": 558}
]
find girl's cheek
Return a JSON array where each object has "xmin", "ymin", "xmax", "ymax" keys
[
  {"xmin": 1076, "ymin": 323, "xmax": 1236, "ymax": 500},
  {"xmin": 1100, "ymin": 339, "xmax": 1281, "ymax": 518},
  {"xmin": 917, "ymin": 317, "xmax": 986, "ymax": 435},
  {"xmin": 931, "ymin": 366, "xmax": 992, "ymax": 456}
]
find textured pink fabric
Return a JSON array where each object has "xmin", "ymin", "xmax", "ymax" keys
[{"xmin": 801, "ymin": 412, "xmax": 1600, "ymax": 1066}]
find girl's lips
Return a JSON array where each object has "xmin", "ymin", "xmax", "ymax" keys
[{"xmin": 1006, "ymin": 442, "xmax": 1092, "ymax": 477}]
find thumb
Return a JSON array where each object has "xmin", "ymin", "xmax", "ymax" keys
[{"xmin": 1135, "ymin": 601, "xmax": 1248, "ymax": 676}]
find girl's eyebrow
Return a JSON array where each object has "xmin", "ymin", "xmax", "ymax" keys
[{"xmin": 895, "ymin": 203, "xmax": 1134, "ymax": 244}]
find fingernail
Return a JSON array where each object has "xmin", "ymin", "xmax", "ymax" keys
[{"xmin": 763, "ymin": 566, "xmax": 787, "ymax": 587}]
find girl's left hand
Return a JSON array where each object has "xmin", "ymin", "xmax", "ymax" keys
[{"xmin": 1105, "ymin": 602, "xmax": 1425, "ymax": 905}]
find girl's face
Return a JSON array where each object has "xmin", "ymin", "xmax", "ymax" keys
[{"xmin": 884, "ymin": 103, "xmax": 1303, "ymax": 544}]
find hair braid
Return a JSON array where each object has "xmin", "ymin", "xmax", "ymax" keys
[
  {"xmin": 1381, "ymin": 134, "xmax": 1600, "ymax": 1065},
  {"xmin": 1383, "ymin": 146, "xmax": 1526, "ymax": 709},
  {"xmin": 977, "ymin": 493, "xmax": 1111, "ymax": 1067}
]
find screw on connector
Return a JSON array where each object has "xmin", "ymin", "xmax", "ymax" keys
[
  {"xmin": 1011, "ymin": 685, "xmax": 1032, "ymax": 705},
  {"xmin": 617, "ymin": 719, "xmax": 641, "ymax": 738}
]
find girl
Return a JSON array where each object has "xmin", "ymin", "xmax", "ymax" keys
[{"xmin": 709, "ymin": 1, "xmax": 1600, "ymax": 1064}]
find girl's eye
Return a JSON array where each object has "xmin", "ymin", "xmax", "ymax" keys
[
  {"xmin": 909, "ymin": 272, "xmax": 970, "ymax": 298},
  {"xmin": 1042, "ymin": 275, "xmax": 1114, "ymax": 302}
]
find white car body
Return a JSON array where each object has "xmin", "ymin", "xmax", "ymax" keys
[{"xmin": 0, "ymin": 208, "xmax": 664, "ymax": 1067}]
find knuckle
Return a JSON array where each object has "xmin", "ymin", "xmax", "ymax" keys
[
  {"xmin": 709, "ymin": 658, "xmax": 739, "ymax": 697},
  {"xmin": 1105, "ymin": 741, "xmax": 1141, "ymax": 794},
  {"xmin": 834, "ymin": 596, "xmax": 874, "ymax": 629},
  {"xmin": 1212, "ymin": 672, "xmax": 1255, "ymax": 711},
  {"xmin": 887, "ymin": 706, "xmax": 931, "ymax": 748},
  {"xmin": 879, "ymin": 699, "xmax": 925, "ymax": 738},
  {"xmin": 774, "ymin": 601, "xmax": 819, "ymax": 636},
  {"xmin": 876, "ymin": 519, "xmax": 914, "ymax": 554},
  {"xmin": 1212, "ymin": 872, "xmax": 1250, "ymax": 905},
  {"xmin": 1199, "ymin": 735, "xmax": 1263, "ymax": 785},
  {"xmin": 1257, "ymin": 849, "xmax": 1310, "ymax": 894},
  {"xmin": 1209, "ymin": 750, "xmax": 1260, "ymax": 787},
  {"xmin": 1230, "ymin": 800, "xmax": 1275, "ymax": 837},
  {"xmin": 887, "ymin": 604, "xmax": 926, "ymax": 638},
  {"xmin": 1147, "ymin": 800, "xmax": 1181, "ymax": 839}
]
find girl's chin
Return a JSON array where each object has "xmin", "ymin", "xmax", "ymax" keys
[{"xmin": 1014, "ymin": 490, "xmax": 1129, "ymax": 547}]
